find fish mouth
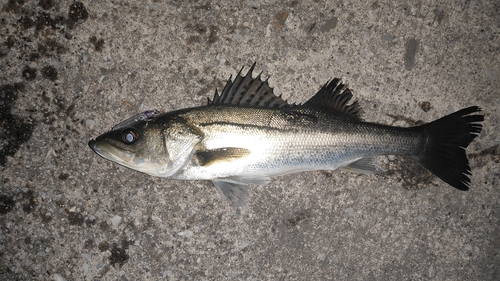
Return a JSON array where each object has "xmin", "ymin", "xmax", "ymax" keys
[
  {"xmin": 88, "ymin": 140, "xmax": 99, "ymax": 153},
  {"xmin": 88, "ymin": 139, "xmax": 134, "ymax": 164},
  {"xmin": 88, "ymin": 139, "xmax": 168, "ymax": 177},
  {"xmin": 88, "ymin": 139, "xmax": 107, "ymax": 158}
]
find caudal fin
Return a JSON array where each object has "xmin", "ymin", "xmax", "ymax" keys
[{"xmin": 418, "ymin": 106, "xmax": 483, "ymax": 190}]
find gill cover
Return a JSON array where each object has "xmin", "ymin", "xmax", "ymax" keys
[{"xmin": 160, "ymin": 118, "xmax": 203, "ymax": 177}]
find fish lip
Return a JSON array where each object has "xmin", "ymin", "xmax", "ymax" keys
[
  {"xmin": 88, "ymin": 140, "xmax": 98, "ymax": 152},
  {"xmin": 88, "ymin": 139, "xmax": 108, "ymax": 159},
  {"xmin": 88, "ymin": 139, "xmax": 107, "ymax": 156},
  {"xmin": 88, "ymin": 139, "xmax": 135, "ymax": 164}
]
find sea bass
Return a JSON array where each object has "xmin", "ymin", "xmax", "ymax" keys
[{"xmin": 88, "ymin": 64, "xmax": 484, "ymax": 212}]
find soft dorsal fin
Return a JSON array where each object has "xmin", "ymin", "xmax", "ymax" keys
[
  {"xmin": 303, "ymin": 79, "xmax": 363, "ymax": 120},
  {"xmin": 208, "ymin": 63, "xmax": 290, "ymax": 108}
]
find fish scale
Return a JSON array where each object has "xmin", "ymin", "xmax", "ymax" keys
[
  {"xmin": 89, "ymin": 63, "xmax": 483, "ymax": 213},
  {"xmin": 174, "ymin": 105, "xmax": 422, "ymax": 180}
]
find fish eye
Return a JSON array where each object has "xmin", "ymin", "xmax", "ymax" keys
[{"xmin": 121, "ymin": 129, "xmax": 139, "ymax": 144}]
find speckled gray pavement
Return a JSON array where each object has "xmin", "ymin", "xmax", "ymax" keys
[{"xmin": 1, "ymin": 1, "xmax": 499, "ymax": 280}]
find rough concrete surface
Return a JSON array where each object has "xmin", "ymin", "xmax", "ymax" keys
[{"xmin": 1, "ymin": 0, "xmax": 499, "ymax": 280}]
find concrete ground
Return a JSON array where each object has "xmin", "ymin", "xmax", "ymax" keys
[{"xmin": 1, "ymin": 0, "xmax": 499, "ymax": 280}]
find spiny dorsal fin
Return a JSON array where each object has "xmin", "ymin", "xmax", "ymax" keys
[
  {"xmin": 208, "ymin": 63, "xmax": 290, "ymax": 108},
  {"xmin": 303, "ymin": 79, "xmax": 363, "ymax": 120}
]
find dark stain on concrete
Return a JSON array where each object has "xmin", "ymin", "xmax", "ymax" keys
[
  {"xmin": 387, "ymin": 113, "xmax": 425, "ymax": 126},
  {"xmin": 41, "ymin": 65, "xmax": 58, "ymax": 80},
  {"xmin": 5, "ymin": 0, "xmax": 89, "ymax": 85},
  {"xmin": 66, "ymin": 210, "xmax": 85, "ymax": 226},
  {"xmin": 38, "ymin": 39, "xmax": 67, "ymax": 57},
  {"xmin": 3, "ymin": 0, "xmax": 26, "ymax": 13},
  {"xmin": 470, "ymin": 144, "xmax": 500, "ymax": 167},
  {"xmin": 404, "ymin": 38, "xmax": 419, "ymax": 71},
  {"xmin": 0, "ymin": 84, "xmax": 34, "ymax": 165},
  {"xmin": 109, "ymin": 244, "xmax": 130, "ymax": 268},
  {"xmin": 320, "ymin": 16, "xmax": 338, "ymax": 32},
  {"xmin": 273, "ymin": 11, "xmax": 288, "ymax": 29},
  {"xmin": 98, "ymin": 241, "xmax": 110, "ymax": 252},
  {"xmin": 185, "ymin": 22, "xmax": 219, "ymax": 46},
  {"xmin": 0, "ymin": 195, "xmax": 15, "ymax": 214},
  {"xmin": 207, "ymin": 25, "xmax": 219, "ymax": 44},
  {"xmin": 38, "ymin": 0, "xmax": 54, "ymax": 10},
  {"xmin": 22, "ymin": 67, "xmax": 37, "ymax": 81},
  {"xmin": 419, "ymin": 101, "xmax": 432, "ymax": 112},
  {"xmin": 34, "ymin": 11, "xmax": 61, "ymax": 31},
  {"xmin": 21, "ymin": 190, "xmax": 38, "ymax": 214},
  {"xmin": 385, "ymin": 156, "xmax": 435, "ymax": 190},
  {"xmin": 38, "ymin": 208, "xmax": 53, "ymax": 223},
  {"xmin": 285, "ymin": 210, "xmax": 311, "ymax": 227},
  {"xmin": 4, "ymin": 35, "xmax": 15, "ymax": 49},
  {"xmin": 58, "ymin": 173, "xmax": 69, "ymax": 180},
  {"xmin": 434, "ymin": 9, "xmax": 446, "ymax": 24},
  {"xmin": 68, "ymin": 2, "xmax": 88, "ymax": 24},
  {"xmin": 89, "ymin": 36, "xmax": 105, "ymax": 52}
]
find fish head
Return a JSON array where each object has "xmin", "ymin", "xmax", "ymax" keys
[
  {"xmin": 88, "ymin": 111, "xmax": 203, "ymax": 177},
  {"xmin": 88, "ymin": 121, "xmax": 171, "ymax": 176}
]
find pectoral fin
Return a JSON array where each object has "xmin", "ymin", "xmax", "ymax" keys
[
  {"xmin": 195, "ymin": 147, "xmax": 250, "ymax": 166},
  {"xmin": 341, "ymin": 156, "xmax": 384, "ymax": 174}
]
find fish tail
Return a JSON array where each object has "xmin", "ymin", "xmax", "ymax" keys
[{"xmin": 417, "ymin": 106, "xmax": 483, "ymax": 190}]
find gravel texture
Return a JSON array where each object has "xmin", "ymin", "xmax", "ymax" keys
[{"xmin": 1, "ymin": 0, "xmax": 499, "ymax": 280}]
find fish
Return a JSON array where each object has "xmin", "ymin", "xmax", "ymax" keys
[{"xmin": 88, "ymin": 63, "xmax": 484, "ymax": 213}]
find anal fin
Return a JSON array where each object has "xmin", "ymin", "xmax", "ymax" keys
[{"xmin": 341, "ymin": 156, "xmax": 384, "ymax": 174}]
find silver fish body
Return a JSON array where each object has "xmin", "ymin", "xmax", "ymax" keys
[
  {"xmin": 169, "ymin": 105, "xmax": 422, "ymax": 181},
  {"xmin": 89, "ymin": 64, "xmax": 483, "ymax": 212}
]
